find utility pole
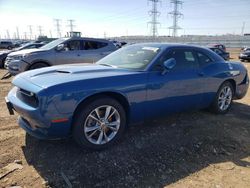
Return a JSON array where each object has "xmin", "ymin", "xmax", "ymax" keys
[
  {"xmin": 6, "ymin": 30, "xmax": 10, "ymax": 39},
  {"xmin": 38, "ymin": 25, "xmax": 43, "ymax": 36},
  {"xmin": 16, "ymin": 27, "xmax": 20, "ymax": 39},
  {"xmin": 148, "ymin": 0, "xmax": 161, "ymax": 38},
  {"xmin": 24, "ymin": 32, "xmax": 27, "ymax": 40},
  {"xmin": 49, "ymin": 30, "xmax": 53, "ymax": 38},
  {"xmin": 54, "ymin": 19, "xmax": 62, "ymax": 38},
  {"xmin": 168, "ymin": 0, "xmax": 183, "ymax": 37},
  {"xmin": 241, "ymin": 22, "xmax": 245, "ymax": 36},
  {"xmin": 67, "ymin": 19, "xmax": 75, "ymax": 32},
  {"xmin": 28, "ymin": 25, "xmax": 33, "ymax": 40}
]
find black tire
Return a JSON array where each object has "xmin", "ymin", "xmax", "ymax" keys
[
  {"xmin": 240, "ymin": 59, "xmax": 244, "ymax": 62},
  {"xmin": 210, "ymin": 81, "xmax": 234, "ymax": 114},
  {"xmin": 7, "ymin": 46, "xmax": 12, "ymax": 50},
  {"xmin": 72, "ymin": 96, "xmax": 126, "ymax": 150},
  {"xmin": 0, "ymin": 59, "xmax": 5, "ymax": 69},
  {"xmin": 29, "ymin": 62, "xmax": 48, "ymax": 70}
]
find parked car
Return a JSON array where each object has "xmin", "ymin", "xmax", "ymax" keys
[
  {"xmin": 6, "ymin": 44, "xmax": 249, "ymax": 150},
  {"xmin": 209, "ymin": 47, "xmax": 230, "ymax": 61},
  {"xmin": 0, "ymin": 42, "xmax": 44, "ymax": 68},
  {"xmin": 6, "ymin": 37, "xmax": 117, "ymax": 75},
  {"xmin": 0, "ymin": 41, "xmax": 15, "ymax": 50},
  {"xmin": 239, "ymin": 50, "xmax": 250, "ymax": 62},
  {"xmin": 209, "ymin": 44, "xmax": 226, "ymax": 51}
]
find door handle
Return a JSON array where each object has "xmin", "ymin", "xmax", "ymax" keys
[{"xmin": 77, "ymin": 54, "xmax": 80, "ymax": 56}]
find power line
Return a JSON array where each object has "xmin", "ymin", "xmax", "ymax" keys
[
  {"xmin": 148, "ymin": 0, "xmax": 161, "ymax": 38},
  {"xmin": 241, "ymin": 22, "xmax": 246, "ymax": 36},
  {"xmin": 168, "ymin": 0, "xmax": 183, "ymax": 37}
]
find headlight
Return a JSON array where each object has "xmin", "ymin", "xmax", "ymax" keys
[
  {"xmin": 12, "ymin": 55, "xmax": 24, "ymax": 60},
  {"xmin": 12, "ymin": 54, "xmax": 30, "ymax": 60}
]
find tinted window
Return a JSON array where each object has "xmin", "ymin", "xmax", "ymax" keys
[
  {"xmin": 155, "ymin": 49, "xmax": 199, "ymax": 71},
  {"xmin": 213, "ymin": 48, "xmax": 223, "ymax": 54},
  {"xmin": 83, "ymin": 41, "xmax": 108, "ymax": 50},
  {"xmin": 197, "ymin": 51, "xmax": 213, "ymax": 66},
  {"xmin": 64, "ymin": 40, "xmax": 81, "ymax": 51}
]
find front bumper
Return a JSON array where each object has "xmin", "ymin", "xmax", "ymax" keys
[
  {"xmin": 6, "ymin": 87, "xmax": 72, "ymax": 139},
  {"xmin": 5, "ymin": 59, "xmax": 29, "ymax": 75},
  {"xmin": 239, "ymin": 55, "xmax": 250, "ymax": 60}
]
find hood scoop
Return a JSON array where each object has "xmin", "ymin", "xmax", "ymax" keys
[{"xmin": 56, "ymin": 70, "xmax": 71, "ymax": 74}]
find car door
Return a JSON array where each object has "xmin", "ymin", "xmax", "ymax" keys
[
  {"xmin": 55, "ymin": 40, "xmax": 83, "ymax": 65},
  {"xmin": 146, "ymin": 48, "xmax": 204, "ymax": 119}
]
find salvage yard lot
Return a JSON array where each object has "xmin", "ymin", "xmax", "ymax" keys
[{"xmin": 0, "ymin": 48, "xmax": 250, "ymax": 188}]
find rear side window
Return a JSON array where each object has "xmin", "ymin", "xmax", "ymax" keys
[
  {"xmin": 83, "ymin": 41, "xmax": 108, "ymax": 50},
  {"xmin": 196, "ymin": 51, "xmax": 213, "ymax": 67}
]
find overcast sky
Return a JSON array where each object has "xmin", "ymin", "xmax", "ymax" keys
[{"xmin": 0, "ymin": 0, "xmax": 249, "ymax": 39}]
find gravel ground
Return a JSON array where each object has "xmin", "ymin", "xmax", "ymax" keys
[{"xmin": 0, "ymin": 49, "xmax": 250, "ymax": 188}]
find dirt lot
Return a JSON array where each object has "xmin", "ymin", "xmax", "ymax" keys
[{"xmin": 0, "ymin": 49, "xmax": 250, "ymax": 188}]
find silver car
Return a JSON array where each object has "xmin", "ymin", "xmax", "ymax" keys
[{"xmin": 6, "ymin": 37, "xmax": 117, "ymax": 75}]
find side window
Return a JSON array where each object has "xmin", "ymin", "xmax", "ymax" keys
[
  {"xmin": 83, "ymin": 41, "xmax": 108, "ymax": 50},
  {"xmin": 153, "ymin": 49, "xmax": 198, "ymax": 71},
  {"xmin": 196, "ymin": 51, "xmax": 213, "ymax": 67},
  {"xmin": 64, "ymin": 40, "xmax": 81, "ymax": 51}
]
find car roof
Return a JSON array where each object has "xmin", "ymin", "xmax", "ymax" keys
[{"xmin": 131, "ymin": 43, "xmax": 211, "ymax": 51}]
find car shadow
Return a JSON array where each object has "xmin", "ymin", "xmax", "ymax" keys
[{"xmin": 22, "ymin": 101, "xmax": 250, "ymax": 187}]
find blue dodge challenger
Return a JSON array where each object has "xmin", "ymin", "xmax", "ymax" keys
[{"xmin": 6, "ymin": 44, "xmax": 249, "ymax": 149}]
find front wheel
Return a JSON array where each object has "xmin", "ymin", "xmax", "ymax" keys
[
  {"xmin": 210, "ymin": 81, "xmax": 234, "ymax": 114},
  {"xmin": 72, "ymin": 97, "xmax": 126, "ymax": 150}
]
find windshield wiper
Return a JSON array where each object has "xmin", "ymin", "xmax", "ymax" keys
[{"xmin": 98, "ymin": 63, "xmax": 117, "ymax": 68}]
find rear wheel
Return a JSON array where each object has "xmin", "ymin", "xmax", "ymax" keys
[
  {"xmin": 72, "ymin": 97, "xmax": 126, "ymax": 150},
  {"xmin": 29, "ymin": 62, "xmax": 48, "ymax": 70},
  {"xmin": 210, "ymin": 81, "xmax": 234, "ymax": 114}
]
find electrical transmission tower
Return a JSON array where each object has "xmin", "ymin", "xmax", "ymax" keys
[
  {"xmin": 28, "ymin": 25, "xmax": 33, "ymax": 40},
  {"xmin": 54, "ymin": 19, "xmax": 62, "ymax": 38},
  {"xmin": 16, "ymin": 27, "xmax": 20, "ymax": 39},
  {"xmin": 148, "ymin": 0, "xmax": 161, "ymax": 38},
  {"xmin": 168, "ymin": 0, "xmax": 183, "ymax": 37},
  {"xmin": 38, "ymin": 25, "xmax": 43, "ymax": 36},
  {"xmin": 67, "ymin": 19, "xmax": 76, "ymax": 32}
]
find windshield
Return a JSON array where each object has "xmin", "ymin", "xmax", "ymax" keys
[
  {"xmin": 40, "ymin": 38, "xmax": 67, "ymax": 50},
  {"xmin": 15, "ymin": 43, "xmax": 34, "ymax": 51},
  {"xmin": 97, "ymin": 45, "xmax": 161, "ymax": 70}
]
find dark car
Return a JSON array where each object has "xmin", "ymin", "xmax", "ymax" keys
[
  {"xmin": 209, "ymin": 47, "xmax": 230, "ymax": 61},
  {"xmin": 239, "ymin": 50, "xmax": 250, "ymax": 62},
  {"xmin": 0, "ymin": 41, "xmax": 15, "ymax": 50},
  {"xmin": 209, "ymin": 44, "xmax": 226, "ymax": 51},
  {"xmin": 6, "ymin": 44, "xmax": 249, "ymax": 150},
  {"xmin": 0, "ymin": 42, "xmax": 44, "ymax": 68}
]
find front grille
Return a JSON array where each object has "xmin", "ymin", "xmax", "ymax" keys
[{"xmin": 17, "ymin": 88, "xmax": 38, "ymax": 108}]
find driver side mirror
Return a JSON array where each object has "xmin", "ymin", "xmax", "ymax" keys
[
  {"xmin": 162, "ymin": 58, "xmax": 176, "ymax": 75},
  {"xmin": 55, "ymin": 44, "xmax": 65, "ymax": 51}
]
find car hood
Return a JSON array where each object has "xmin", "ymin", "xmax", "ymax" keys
[
  {"xmin": 8, "ymin": 48, "xmax": 46, "ymax": 56},
  {"xmin": 13, "ymin": 64, "xmax": 140, "ymax": 89}
]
